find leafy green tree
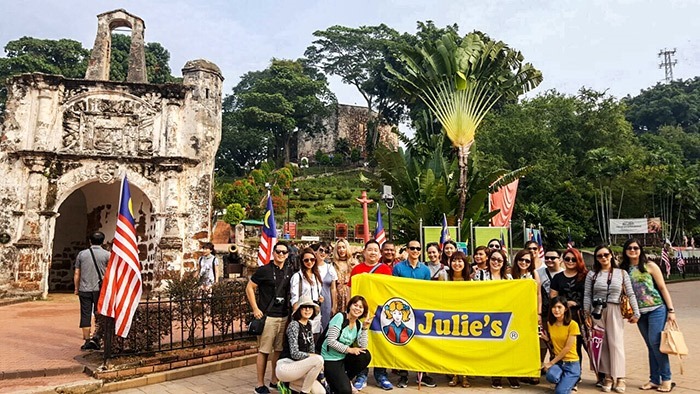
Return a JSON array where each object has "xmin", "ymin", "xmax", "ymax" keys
[
  {"xmin": 624, "ymin": 77, "xmax": 700, "ymax": 134},
  {"xmin": 108, "ymin": 34, "xmax": 178, "ymax": 83},
  {"xmin": 388, "ymin": 31, "xmax": 542, "ymax": 221},
  {"xmin": 222, "ymin": 203, "xmax": 246, "ymax": 225},
  {"xmin": 224, "ymin": 59, "xmax": 334, "ymax": 166}
]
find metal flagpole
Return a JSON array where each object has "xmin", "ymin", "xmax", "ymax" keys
[
  {"xmin": 457, "ymin": 219, "xmax": 461, "ymax": 243},
  {"xmin": 508, "ymin": 219, "xmax": 513, "ymax": 259},
  {"xmin": 470, "ymin": 219, "xmax": 474, "ymax": 254},
  {"xmin": 419, "ymin": 218, "xmax": 424, "ymax": 261}
]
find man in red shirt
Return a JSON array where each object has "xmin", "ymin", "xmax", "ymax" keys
[{"xmin": 349, "ymin": 240, "xmax": 393, "ymax": 391}]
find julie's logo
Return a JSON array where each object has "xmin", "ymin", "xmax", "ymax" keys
[{"xmin": 380, "ymin": 298, "xmax": 416, "ymax": 345}]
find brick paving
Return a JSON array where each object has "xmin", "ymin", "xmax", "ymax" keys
[{"xmin": 0, "ymin": 282, "xmax": 697, "ymax": 393}]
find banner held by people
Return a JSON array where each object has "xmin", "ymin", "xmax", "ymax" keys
[
  {"xmin": 257, "ymin": 192, "xmax": 277, "ymax": 265},
  {"xmin": 352, "ymin": 274, "xmax": 540, "ymax": 377},
  {"xmin": 97, "ymin": 175, "xmax": 142, "ymax": 338}
]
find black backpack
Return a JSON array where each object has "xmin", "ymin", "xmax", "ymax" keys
[{"xmin": 315, "ymin": 312, "xmax": 361, "ymax": 354}]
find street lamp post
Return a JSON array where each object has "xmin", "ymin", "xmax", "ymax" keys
[{"xmin": 381, "ymin": 185, "xmax": 395, "ymax": 241}]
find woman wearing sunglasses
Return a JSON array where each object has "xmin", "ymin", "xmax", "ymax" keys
[
  {"xmin": 550, "ymin": 248, "xmax": 588, "ymax": 367},
  {"xmin": 311, "ymin": 243, "xmax": 338, "ymax": 331},
  {"xmin": 291, "ymin": 248, "xmax": 324, "ymax": 337},
  {"xmin": 584, "ymin": 245, "xmax": 640, "ymax": 393},
  {"xmin": 619, "ymin": 239, "xmax": 676, "ymax": 392}
]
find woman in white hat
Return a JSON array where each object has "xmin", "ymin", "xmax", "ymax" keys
[{"xmin": 276, "ymin": 295, "xmax": 325, "ymax": 394}]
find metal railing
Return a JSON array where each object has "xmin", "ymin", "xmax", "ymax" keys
[
  {"xmin": 103, "ymin": 279, "xmax": 255, "ymax": 357},
  {"xmin": 651, "ymin": 256, "xmax": 700, "ymax": 280}
]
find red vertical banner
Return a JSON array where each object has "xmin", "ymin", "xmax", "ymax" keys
[{"xmin": 490, "ymin": 179, "xmax": 519, "ymax": 227}]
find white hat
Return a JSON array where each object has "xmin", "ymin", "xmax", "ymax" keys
[{"xmin": 294, "ymin": 295, "xmax": 320, "ymax": 317}]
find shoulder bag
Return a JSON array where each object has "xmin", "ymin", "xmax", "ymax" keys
[
  {"xmin": 88, "ymin": 247, "xmax": 104, "ymax": 290},
  {"xmin": 618, "ymin": 270, "xmax": 635, "ymax": 319}
]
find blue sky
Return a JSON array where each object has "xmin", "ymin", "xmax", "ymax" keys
[{"xmin": 2, "ymin": 0, "xmax": 698, "ymax": 106}]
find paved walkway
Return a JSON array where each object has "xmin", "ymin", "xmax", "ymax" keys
[{"xmin": 0, "ymin": 282, "xmax": 697, "ymax": 393}]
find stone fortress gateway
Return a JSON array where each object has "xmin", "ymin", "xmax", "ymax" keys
[{"xmin": 0, "ymin": 9, "xmax": 223, "ymax": 298}]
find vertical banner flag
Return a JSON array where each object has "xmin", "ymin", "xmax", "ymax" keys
[
  {"xmin": 97, "ymin": 175, "xmax": 142, "ymax": 338},
  {"xmin": 536, "ymin": 231, "xmax": 545, "ymax": 261},
  {"xmin": 440, "ymin": 213, "xmax": 450, "ymax": 247},
  {"xmin": 353, "ymin": 274, "xmax": 540, "ymax": 376},
  {"xmin": 375, "ymin": 204, "xmax": 386, "ymax": 246},
  {"xmin": 676, "ymin": 249, "xmax": 686, "ymax": 274},
  {"xmin": 490, "ymin": 179, "xmax": 519, "ymax": 227},
  {"xmin": 661, "ymin": 241, "xmax": 671, "ymax": 278},
  {"xmin": 257, "ymin": 193, "xmax": 277, "ymax": 266}
]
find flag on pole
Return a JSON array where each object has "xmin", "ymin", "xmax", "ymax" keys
[
  {"xmin": 567, "ymin": 228, "xmax": 574, "ymax": 249},
  {"xmin": 661, "ymin": 242, "xmax": 671, "ymax": 278},
  {"xmin": 489, "ymin": 178, "xmax": 520, "ymax": 227},
  {"xmin": 536, "ymin": 230, "xmax": 545, "ymax": 261},
  {"xmin": 375, "ymin": 204, "xmax": 386, "ymax": 246},
  {"xmin": 499, "ymin": 228, "xmax": 506, "ymax": 247},
  {"xmin": 257, "ymin": 193, "xmax": 277, "ymax": 266},
  {"xmin": 676, "ymin": 249, "xmax": 686, "ymax": 274},
  {"xmin": 97, "ymin": 175, "xmax": 142, "ymax": 338},
  {"xmin": 440, "ymin": 213, "xmax": 450, "ymax": 247}
]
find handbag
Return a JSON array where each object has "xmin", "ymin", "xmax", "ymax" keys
[
  {"xmin": 619, "ymin": 289, "xmax": 634, "ymax": 319},
  {"xmin": 618, "ymin": 270, "xmax": 634, "ymax": 319},
  {"xmin": 660, "ymin": 320, "xmax": 688, "ymax": 374}
]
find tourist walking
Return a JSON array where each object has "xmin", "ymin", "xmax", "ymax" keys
[
  {"xmin": 198, "ymin": 242, "xmax": 219, "ymax": 291},
  {"xmin": 74, "ymin": 231, "xmax": 109, "ymax": 351}
]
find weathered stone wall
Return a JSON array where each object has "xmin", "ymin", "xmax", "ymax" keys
[
  {"xmin": 297, "ymin": 104, "xmax": 398, "ymax": 161},
  {"xmin": 0, "ymin": 10, "xmax": 223, "ymax": 298}
]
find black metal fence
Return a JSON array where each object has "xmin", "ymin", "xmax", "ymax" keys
[
  {"xmin": 650, "ymin": 256, "xmax": 700, "ymax": 280},
  {"xmin": 103, "ymin": 278, "xmax": 255, "ymax": 357}
]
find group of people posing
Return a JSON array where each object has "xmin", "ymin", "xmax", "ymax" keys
[{"xmin": 245, "ymin": 237, "xmax": 678, "ymax": 394}]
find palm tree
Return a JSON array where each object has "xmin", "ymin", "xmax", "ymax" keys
[{"xmin": 388, "ymin": 31, "xmax": 542, "ymax": 220}]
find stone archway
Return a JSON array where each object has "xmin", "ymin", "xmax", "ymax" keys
[{"xmin": 49, "ymin": 181, "xmax": 156, "ymax": 293}]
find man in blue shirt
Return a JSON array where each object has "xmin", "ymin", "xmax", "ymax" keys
[
  {"xmin": 392, "ymin": 240, "xmax": 431, "ymax": 280},
  {"xmin": 391, "ymin": 240, "xmax": 435, "ymax": 387}
]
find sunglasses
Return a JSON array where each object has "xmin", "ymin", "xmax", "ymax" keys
[
  {"xmin": 274, "ymin": 249, "xmax": 289, "ymax": 255},
  {"xmin": 316, "ymin": 248, "xmax": 327, "ymax": 254},
  {"xmin": 518, "ymin": 258, "xmax": 532, "ymax": 263},
  {"xmin": 490, "ymin": 257, "xmax": 504, "ymax": 264},
  {"xmin": 527, "ymin": 247, "xmax": 538, "ymax": 251},
  {"xmin": 544, "ymin": 256, "xmax": 558, "ymax": 261},
  {"xmin": 563, "ymin": 257, "xmax": 576, "ymax": 262},
  {"xmin": 408, "ymin": 246, "xmax": 422, "ymax": 251},
  {"xmin": 488, "ymin": 244, "xmax": 501, "ymax": 249},
  {"xmin": 302, "ymin": 258, "xmax": 315, "ymax": 263},
  {"xmin": 626, "ymin": 246, "xmax": 640, "ymax": 251},
  {"xmin": 596, "ymin": 252, "xmax": 611, "ymax": 259}
]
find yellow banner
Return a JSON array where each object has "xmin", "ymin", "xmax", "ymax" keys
[{"xmin": 352, "ymin": 274, "xmax": 540, "ymax": 377}]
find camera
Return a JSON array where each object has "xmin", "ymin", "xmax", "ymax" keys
[
  {"xmin": 274, "ymin": 297, "xmax": 285, "ymax": 306},
  {"xmin": 591, "ymin": 298, "xmax": 607, "ymax": 320}
]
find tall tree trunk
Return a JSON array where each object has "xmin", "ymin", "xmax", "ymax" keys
[{"xmin": 457, "ymin": 143, "xmax": 473, "ymax": 221}]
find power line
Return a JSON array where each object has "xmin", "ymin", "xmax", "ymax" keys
[{"xmin": 658, "ymin": 48, "xmax": 677, "ymax": 83}]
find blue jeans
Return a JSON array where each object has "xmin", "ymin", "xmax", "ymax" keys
[
  {"xmin": 546, "ymin": 361, "xmax": 580, "ymax": 394},
  {"xmin": 638, "ymin": 305, "xmax": 671, "ymax": 384}
]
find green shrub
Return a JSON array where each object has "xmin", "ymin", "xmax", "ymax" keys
[
  {"xmin": 350, "ymin": 148, "xmax": 361, "ymax": 163},
  {"xmin": 294, "ymin": 210, "xmax": 308, "ymax": 222},
  {"xmin": 334, "ymin": 189, "xmax": 353, "ymax": 200},
  {"xmin": 332, "ymin": 154, "xmax": 344, "ymax": 167},
  {"xmin": 328, "ymin": 214, "xmax": 347, "ymax": 225},
  {"xmin": 335, "ymin": 202, "xmax": 352, "ymax": 208}
]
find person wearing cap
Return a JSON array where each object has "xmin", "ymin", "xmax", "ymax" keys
[{"xmin": 276, "ymin": 296, "xmax": 326, "ymax": 394}]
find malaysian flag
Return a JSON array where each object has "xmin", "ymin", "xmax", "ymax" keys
[
  {"xmin": 677, "ymin": 249, "xmax": 686, "ymax": 274},
  {"xmin": 97, "ymin": 175, "xmax": 142, "ymax": 338},
  {"xmin": 257, "ymin": 193, "xmax": 277, "ymax": 266},
  {"xmin": 440, "ymin": 213, "xmax": 450, "ymax": 247},
  {"xmin": 375, "ymin": 204, "xmax": 386, "ymax": 246},
  {"xmin": 661, "ymin": 243, "xmax": 671, "ymax": 278},
  {"xmin": 536, "ymin": 230, "xmax": 545, "ymax": 261}
]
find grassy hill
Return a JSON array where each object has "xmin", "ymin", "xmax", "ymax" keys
[{"xmin": 288, "ymin": 168, "xmax": 381, "ymax": 235}]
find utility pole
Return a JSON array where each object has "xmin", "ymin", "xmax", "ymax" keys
[{"xmin": 658, "ymin": 48, "xmax": 677, "ymax": 83}]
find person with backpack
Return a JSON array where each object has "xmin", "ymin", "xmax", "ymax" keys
[
  {"xmin": 349, "ymin": 240, "xmax": 393, "ymax": 391},
  {"xmin": 276, "ymin": 295, "xmax": 325, "ymax": 394},
  {"xmin": 321, "ymin": 295, "xmax": 372, "ymax": 394},
  {"xmin": 198, "ymin": 242, "xmax": 219, "ymax": 291}
]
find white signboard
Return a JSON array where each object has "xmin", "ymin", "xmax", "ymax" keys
[
  {"xmin": 301, "ymin": 235, "xmax": 320, "ymax": 242},
  {"xmin": 609, "ymin": 219, "xmax": 649, "ymax": 234}
]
